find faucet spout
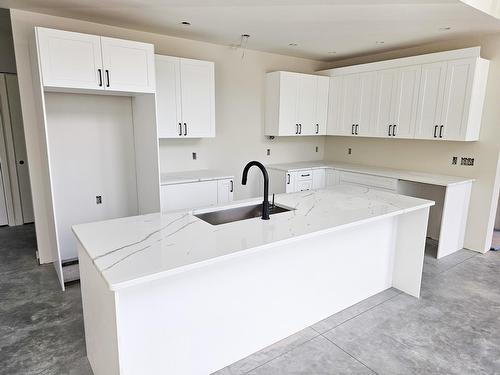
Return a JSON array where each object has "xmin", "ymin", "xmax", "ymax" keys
[{"xmin": 241, "ymin": 161, "xmax": 270, "ymax": 220}]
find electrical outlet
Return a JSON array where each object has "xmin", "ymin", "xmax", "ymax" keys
[
  {"xmin": 267, "ymin": 149, "xmax": 271, "ymax": 156},
  {"xmin": 348, "ymin": 148, "xmax": 352, "ymax": 155},
  {"xmin": 452, "ymin": 156, "xmax": 457, "ymax": 165},
  {"xmin": 192, "ymin": 152, "xmax": 197, "ymax": 160},
  {"xmin": 460, "ymin": 157, "xmax": 475, "ymax": 166},
  {"xmin": 315, "ymin": 146, "xmax": 319, "ymax": 153},
  {"xmin": 96, "ymin": 195, "xmax": 102, "ymax": 204}
]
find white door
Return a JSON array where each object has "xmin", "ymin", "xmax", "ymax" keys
[
  {"xmin": 355, "ymin": 72, "xmax": 375, "ymax": 136},
  {"xmin": 279, "ymin": 73, "xmax": 300, "ymax": 136},
  {"xmin": 36, "ymin": 27, "xmax": 103, "ymax": 90},
  {"xmin": 391, "ymin": 65, "xmax": 421, "ymax": 138},
  {"xmin": 371, "ymin": 68, "xmax": 398, "ymax": 137},
  {"xmin": 297, "ymin": 75, "xmax": 317, "ymax": 135},
  {"xmin": 440, "ymin": 58, "xmax": 476, "ymax": 141},
  {"xmin": 285, "ymin": 171, "xmax": 297, "ymax": 193},
  {"xmin": 327, "ymin": 76, "xmax": 347, "ymax": 135},
  {"xmin": 312, "ymin": 169, "xmax": 326, "ymax": 189},
  {"xmin": 315, "ymin": 76, "xmax": 329, "ymax": 135},
  {"xmin": 0, "ymin": 165, "xmax": 8, "ymax": 226},
  {"xmin": 100, "ymin": 36, "xmax": 155, "ymax": 93},
  {"xmin": 325, "ymin": 169, "xmax": 340, "ymax": 187},
  {"xmin": 155, "ymin": 55, "xmax": 182, "ymax": 138},
  {"xmin": 341, "ymin": 74, "xmax": 359, "ymax": 136},
  {"xmin": 179, "ymin": 58, "xmax": 215, "ymax": 137},
  {"xmin": 161, "ymin": 181, "xmax": 218, "ymax": 212},
  {"xmin": 415, "ymin": 61, "xmax": 447, "ymax": 139},
  {"xmin": 217, "ymin": 179, "xmax": 234, "ymax": 204}
]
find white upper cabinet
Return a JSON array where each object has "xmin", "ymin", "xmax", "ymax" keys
[
  {"xmin": 179, "ymin": 58, "xmax": 216, "ymax": 138},
  {"xmin": 100, "ymin": 37, "xmax": 155, "ymax": 93},
  {"xmin": 315, "ymin": 77, "xmax": 329, "ymax": 135},
  {"xmin": 328, "ymin": 72, "xmax": 374, "ymax": 136},
  {"xmin": 323, "ymin": 47, "xmax": 489, "ymax": 141},
  {"xmin": 265, "ymin": 71, "xmax": 329, "ymax": 136},
  {"xmin": 371, "ymin": 65, "xmax": 421, "ymax": 138},
  {"xmin": 36, "ymin": 28, "xmax": 103, "ymax": 90},
  {"xmin": 156, "ymin": 55, "xmax": 215, "ymax": 138},
  {"xmin": 35, "ymin": 27, "xmax": 155, "ymax": 93},
  {"xmin": 414, "ymin": 61, "xmax": 448, "ymax": 140}
]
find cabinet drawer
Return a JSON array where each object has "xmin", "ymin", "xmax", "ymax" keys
[
  {"xmin": 296, "ymin": 169, "xmax": 313, "ymax": 181},
  {"xmin": 296, "ymin": 180, "xmax": 312, "ymax": 191},
  {"xmin": 339, "ymin": 171, "xmax": 398, "ymax": 191}
]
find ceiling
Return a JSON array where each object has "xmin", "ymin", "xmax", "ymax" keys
[{"xmin": 2, "ymin": 0, "xmax": 500, "ymax": 61}]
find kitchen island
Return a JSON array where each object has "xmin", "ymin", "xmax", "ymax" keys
[{"xmin": 73, "ymin": 185, "xmax": 433, "ymax": 375}]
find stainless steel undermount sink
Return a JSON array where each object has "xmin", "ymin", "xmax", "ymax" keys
[{"xmin": 194, "ymin": 203, "xmax": 292, "ymax": 225}]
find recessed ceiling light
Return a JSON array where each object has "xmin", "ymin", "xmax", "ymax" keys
[
  {"xmin": 289, "ymin": 43, "xmax": 298, "ymax": 47},
  {"xmin": 439, "ymin": 26, "xmax": 451, "ymax": 31},
  {"xmin": 375, "ymin": 41, "xmax": 385, "ymax": 45},
  {"xmin": 181, "ymin": 21, "xmax": 191, "ymax": 26}
]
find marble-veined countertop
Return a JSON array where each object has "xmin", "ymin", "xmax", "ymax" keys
[{"xmin": 72, "ymin": 185, "xmax": 434, "ymax": 291}]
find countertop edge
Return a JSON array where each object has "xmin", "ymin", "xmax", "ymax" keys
[{"xmin": 106, "ymin": 201, "xmax": 434, "ymax": 292}]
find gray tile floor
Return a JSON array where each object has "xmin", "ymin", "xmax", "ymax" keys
[{"xmin": 1, "ymin": 225, "xmax": 499, "ymax": 374}]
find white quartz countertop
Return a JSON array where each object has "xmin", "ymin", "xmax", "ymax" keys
[
  {"xmin": 161, "ymin": 169, "xmax": 234, "ymax": 185},
  {"xmin": 267, "ymin": 161, "xmax": 474, "ymax": 187},
  {"xmin": 72, "ymin": 185, "xmax": 434, "ymax": 291}
]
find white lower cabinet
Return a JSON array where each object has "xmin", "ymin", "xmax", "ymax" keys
[
  {"xmin": 338, "ymin": 171, "xmax": 398, "ymax": 193},
  {"xmin": 161, "ymin": 178, "xmax": 234, "ymax": 212},
  {"xmin": 270, "ymin": 168, "xmax": 327, "ymax": 194},
  {"xmin": 217, "ymin": 179, "xmax": 234, "ymax": 204}
]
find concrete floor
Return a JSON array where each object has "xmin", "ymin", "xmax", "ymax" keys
[{"xmin": 1, "ymin": 225, "xmax": 499, "ymax": 374}]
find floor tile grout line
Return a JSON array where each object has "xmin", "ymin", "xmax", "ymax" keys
[
  {"xmin": 425, "ymin": 252, "xmax": 479, "ymax": 281},
  {"xmin": 239, "ymin": 333, "xmax": 322, "ymax": 374},
  {"xmin": 315, "ymin": 290, "xmax": 403, "ymax": 335},
  {"xmin": 322, "ymin": 334, "xmax": 380, "ymax": 375}
]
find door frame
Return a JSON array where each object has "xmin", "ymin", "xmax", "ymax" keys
[{"xmin": 0, "ymin": 74, "xmax": 24, "ymax": 226}]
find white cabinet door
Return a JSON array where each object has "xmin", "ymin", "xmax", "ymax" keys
[
  {"xmin": 341, "ymin": 74, "xmax": 359, "ymax": 136},
  {"xmin": 371, "ymin": 68, "xmax": 398, "ymax": 137},
  {"xmin": 180, "ymin": 58, "xmax": 215, "ymax": 138},
  {"xmin": 285, "ymin": 171, "xmax": 297, "ymax": 193},
  {"xmin": 155, "ymin": 55, "xmax": 182, "ymax": 138},
  {"xmin": 36, "ymin": 28, "xmax": 103, "ymax": 90},
  {"xmin": 278, "ymin": 72, "xmax": 300, "ymax": 136},
  {"xmin": 217, "ymin": 179, "xmax": 234, "ymax": 204},
  {"xmin": 354, "ymin": 72, "xmax": 375, "ymax": 137},
  {"xmin": 312, "ymin": 169, "xmax": 326, "ymax": 189},
  {"xmin": 100, "ymin": 37, "xmax": 155, "ymax": 93},
  {"xmin": 297, "ymin": 75, "xmax": 317, "ymax": 135},
  {"xmin": 440, "ymin": 58, "xmax": 476, "ymax": 141},
  {"xmin": 391, "ymin": 65, "xmax": 421, "ymax": 139},
  {"xmin": 160, "ymin": 181, "xmax": 218, "ymax": 212},
  {"xmin": 415, "ymin": 61, "xmax": 447, "ymax": 140},
  {"xmin": 325, "ymin": 169, "xmax": 340, "ymax": 187},
  {"xmin": 315, "ymin": 76, "xmax": 329, "ymax": 135},
  {"xmin": 327, "ymin": 76, "xmax": 347, "ymax": 135}
]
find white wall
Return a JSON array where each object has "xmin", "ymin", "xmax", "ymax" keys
[
  {"xmin": 318, "ymin": 33, "xmax": 500, "ymax": 253},
  {"xmin": 0, "ymin": 9, "xmax": 17, "ymax": 73},
  {"xmin": 45, "ymin": 93, "xmax": 138, "ymax": 260}
]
